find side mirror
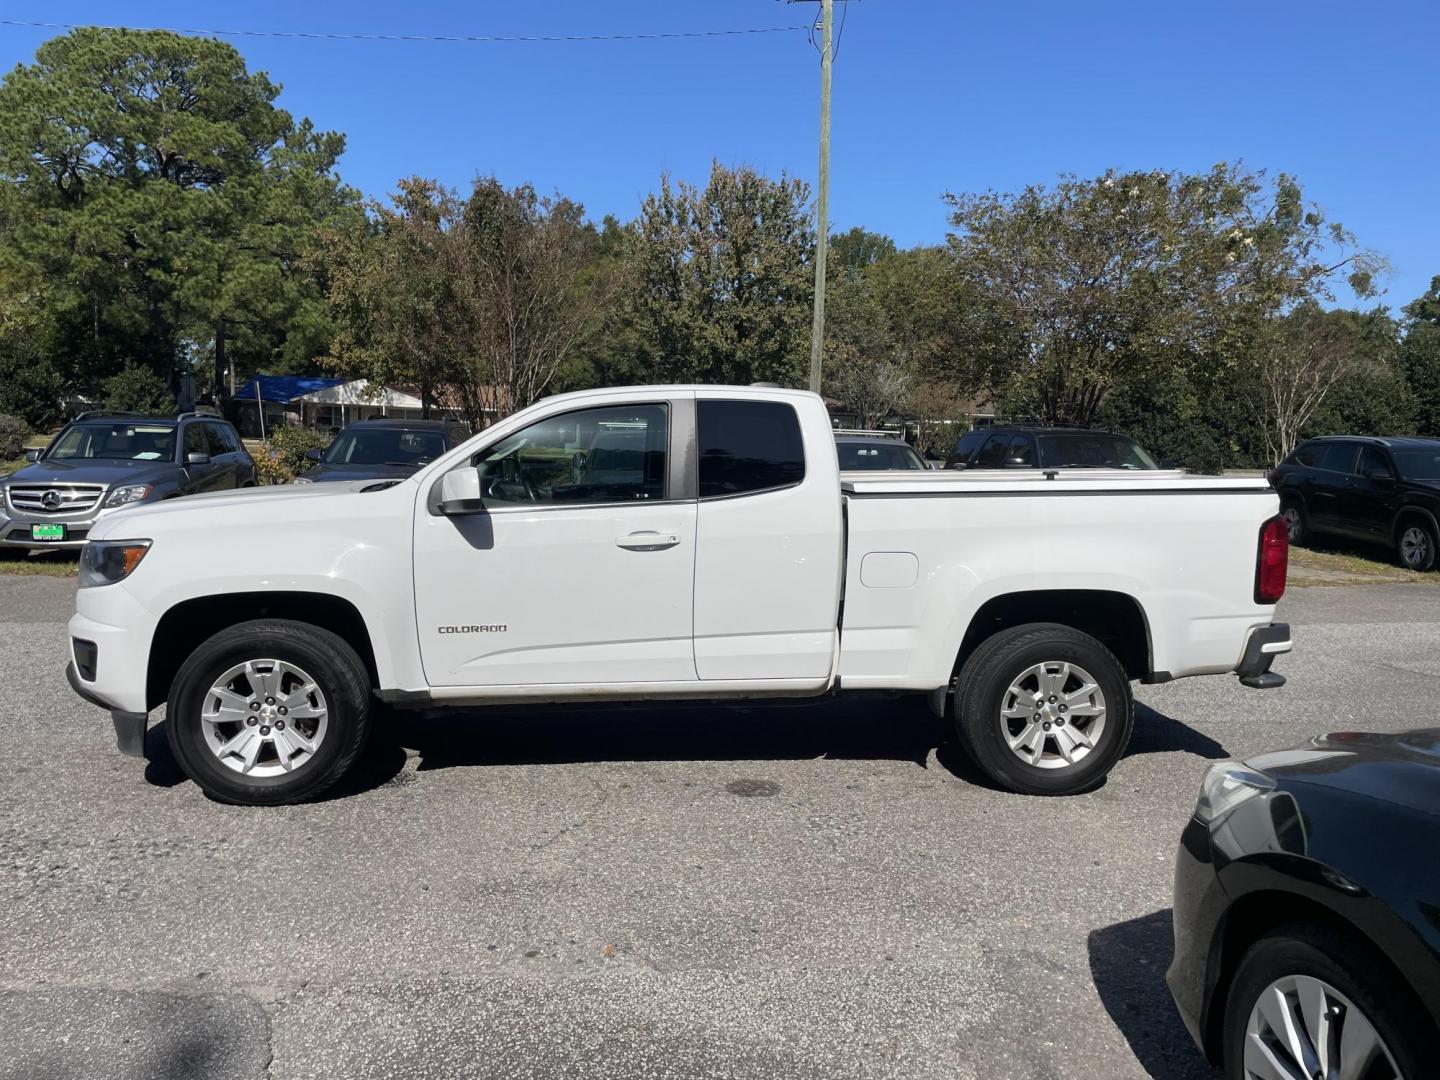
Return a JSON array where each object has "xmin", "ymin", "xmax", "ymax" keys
[
  {"xmin": 24, "ymin": 449, "xmax": 41, "ymax": 463},
  {"xmin": 437, "ymin": 468, "xmax": 484, "ymax": 515},
  {"xmin": 1367, "ymin": 469, "xmax": 1393, "ymax": 482},
  {"xmin": 185, "ymin": 451, "xmax": 211, "ymax": 466},
  {"xmin": 304, "ymin": 448, "xmax": 323, "ymax": 462}
]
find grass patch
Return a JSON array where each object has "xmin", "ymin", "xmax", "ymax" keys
[
  {"xmin": 0, "ymin": 551, "xmax": 79, "ymax": 577},
  {"xmin": 0, "ymin": 457, "xmax": 24, "ymax": 477},
  {"xmin": 1290, "ymin": 540, "xmax": 1437, "ymax": 585}
]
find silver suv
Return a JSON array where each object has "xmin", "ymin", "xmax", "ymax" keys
[{"xmin": 0, "ymin": 410, "xmax": 254, "ymax": 551}]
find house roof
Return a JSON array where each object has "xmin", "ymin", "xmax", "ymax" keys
[
  {"xmin": 235, "ymin": 375, "xmax": 346, "ymax": 404},
  {"xmin": 290, "ymin": 379, "xmax": 423, "ymax": 408}
]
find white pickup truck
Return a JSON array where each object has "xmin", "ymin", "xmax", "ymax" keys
[{"xmin": 65, "ymin": 385, "xmax": 1292, "ymax": 805}]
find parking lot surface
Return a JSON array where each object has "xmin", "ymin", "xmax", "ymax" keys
[{"xmin": 1, "ymin": 577, "xmax": 1435, "ymax": 1079}]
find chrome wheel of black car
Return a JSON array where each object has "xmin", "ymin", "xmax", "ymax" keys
[
  {"xmin": 1399, "ymin": 524, "xmax": 1433, "ymax": 570},
  {"xmin": 1243, "ymin": 974, "xmax": 1399, "ymax": 1080},
  {"xmin": 1281, "ymin": 504, "xmax": 1306, "ymax": 545}
]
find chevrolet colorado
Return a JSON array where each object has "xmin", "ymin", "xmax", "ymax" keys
[{"xmin": 64, "ymin": 385, "xmax": 1291, "ymax": 805}]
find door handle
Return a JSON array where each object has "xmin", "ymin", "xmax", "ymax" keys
[{"xmin": 616, "ymin": 531, "xmax": 681, "ymax": 551}]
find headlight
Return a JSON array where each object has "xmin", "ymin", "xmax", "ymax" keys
[
  {"xmin": 1194, "ymin": 760, "xmax": 1275, "ymax": 825},
  {"xmin": 78, "ymin": 540, "xmax": 152, "ymax": 588},
  {"xmin": 291, "ymin": 476, "xmax": 314, "ymax": 485},
  {"xmin": 105, "ymin": 484, "xmax": 153, "ymax": 508}
]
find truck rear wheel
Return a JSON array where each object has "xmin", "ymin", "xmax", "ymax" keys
[
  {"xmin": 166, "ymin": 619, "xmax": 374, "ymax": 805},
  {"xmin": 952, "ymin": 622, "xmax": 1133, "ymax": 796}
]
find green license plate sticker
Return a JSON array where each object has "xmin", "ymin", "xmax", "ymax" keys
[{"xmin": 30, "ymin": 524, "xmax": 65, "ymax": 541}]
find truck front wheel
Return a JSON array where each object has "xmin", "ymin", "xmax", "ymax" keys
[
  {"xmin": 952, "ymin": 623, "xmax": 1134, "ymax": 796},
  {"xmin": 166, "ymin": 620, "xmax": 375, "ymax": 805}
]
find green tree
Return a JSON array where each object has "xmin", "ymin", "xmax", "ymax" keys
[
  {"xmin": 943, "ymin": 165, "xmax": 1382, "ymax": 439},
  {"xmin": 828, "ymin": 227, "xmax": 897, "ymax": 274},
  {"xmin": 0, "ymin": 28, "xmax": 356, "ymax": 399},
  {"xmin": 1401, "ymin": 277, "xmax": 1440, "ymax": 437},
  {"xmin": 320, "ymin": 177, "xmax": 611, "ymax": 426},
  {"xmin": 101, "ymin": 365, "xmax": 177, "ymax": 415},
  {"xmin": 626, "ymin": 162, "xmax": 813, "ymax": 386}
]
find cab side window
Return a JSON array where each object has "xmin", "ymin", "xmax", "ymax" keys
[
  {"xmin": 1315, "ymin": 442, "xmax": 1357, "ymax": 473},
  {"xmin": 951, "ymin": 430, "xmax": 985, "ymax": 464},
  {"xmin": 475, "ymin": 404, "xmax": 668, "ymax": 508},
  {"xmin": 204, "ymin": 423, "xmax": 232, "ymax": 457},
  {"xmin": 697, "ymin": 400, "xmax": 805, "ymax": 498},
  {"xmin": 1356, "ymin": 447, "xmax": 1392, "ymax": 479}
]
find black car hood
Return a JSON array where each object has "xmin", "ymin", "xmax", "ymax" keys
[
  {"xmin": 1248, "ymin": 729, "xmax": 1440, "ymax": 816},
  {"xmin": 300, "ymin": 461, "xmax": 423, "ymax": 483},
  {"xmin": 3, "ymin": 457, "xmax": 178, "ymax": 486}
]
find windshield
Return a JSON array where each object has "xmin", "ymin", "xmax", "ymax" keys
[
  {"xmin": 1391, "ymin": 449, "xmax": 1440, "ymax": 481},
  {"xmin": 1038, "ymin": 433, "xmax": 1158, "ymax": 470},
  {"xmin": 46, "ymin": 422, "xmax": 176, "ymax": 461},
  {"xmin": 837, "ymin": 442, "xmax": 926, "ymax": 470},
  {"xmin": 323, "ymin": 427, "xmax": 446, "ymax": 468}
]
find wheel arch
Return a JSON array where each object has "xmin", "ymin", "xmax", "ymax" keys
[
  {"xmin": 147, "ymin": 592, "xmax": 379, "ymax": 710},
  {"xmin": 953, "ymin": 589, "xmax": 1152, "ymax": 681},
  {"xmin": 1202, "ymin": 889, "xmax": 1437, "ymax": 1062},
  {"xmin": 1390, "ymin": 504, "xmax": 1439, "ymax": 545}
]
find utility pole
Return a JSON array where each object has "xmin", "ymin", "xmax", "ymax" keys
[{"xmin": 807, "ymin": 0, "xmax": 833, "ymax": 395}]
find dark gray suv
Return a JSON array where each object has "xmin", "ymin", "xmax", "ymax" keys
[{"xmin": 0, "ymin": 410, "xmax": 254, "ymax": 551}]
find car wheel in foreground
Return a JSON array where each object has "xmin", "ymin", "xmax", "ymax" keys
[
  {"xmin": 1396, "ymin": 519, "xmax": 1436, "ymax": 572},
  {"xmin": 952, "ymin": 622, "xmax": 1133, "ymax": 795},
  {"xmin": 1280, "ymin": 501, "xmax": 1308, "ymax": 546},
  {"xmin": 1224, "ymin": 925, "xmax": 1424, "ymax": 1080},
  {"xmin": 167, "ymin": 619, "xmax": 373, "ymax": 805}
]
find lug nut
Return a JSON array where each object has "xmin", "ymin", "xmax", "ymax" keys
[
  {"xmin": 1049, "ymin": 695, "xmax": 1057, "ymax": 703},
  {"xmin": 246, "ymin": 716, "xmax": 257, "ymax": 727},
  {"xmin": 249, "ymin": 702, "xmax": 258, "ymax": 711},
  {"xmin": 265, "ymin": 697, "xmax": 275, "ymax": 705},
  {"xmin": 275, "ymin": 720, "xmax": 285, "ymax": 730},
  {"xmin": 278, "ymin": 706, "xmax": 287, "ymax": 716},
  {"xmin": 1043, "ymin": 722, "xmax": 1052, "ymax": 731},
  {"xmin": 259, "ymin": 726, "xmax": 270, "ymax": 736},
  {"xmin": 1058, "ymin": 704, "xmax": 1067, "ymax": 713},
  {"xmin": 1055, "ymin": 718, "xmax": 1065, "ymax": 726}
]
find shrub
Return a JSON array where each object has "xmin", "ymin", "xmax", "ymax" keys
[
  {"xmin": 255, "ymin": 424, "xmax": 332, "ymax": 483},
  {"xmin": 0, "ymin": 414, "xmax": 29, "ymax": 460},
  {"xmin": 101, "ymin": 366, "xmax": 176, "ymax": 416},
  {"xmin": 0, "ymin": 343, "xmax": 65, "ymax": 429}
]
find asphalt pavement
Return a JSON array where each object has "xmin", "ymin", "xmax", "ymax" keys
[{"xmin": 2, "ymin": 577, "xmax": 1437, "ymax": 1079}]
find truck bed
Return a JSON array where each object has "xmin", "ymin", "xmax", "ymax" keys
[{"xmin": 841, "ymin": 469, "xmax": 1272, "ymax": 496}]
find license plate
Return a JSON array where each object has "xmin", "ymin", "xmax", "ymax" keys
[{"xmin": 30, "ymin": 524, "xmax": 66, "ymax": 542}]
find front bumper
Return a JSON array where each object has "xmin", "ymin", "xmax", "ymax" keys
[
  {"xmin": 0, "ymin": 504, "xmax": 106, "ymax": 549},
  {"xmin": 1236, "ymin": 623, "xmax": 1290, "ymax": 689},
  {"xmin": 1166, "ymin": 816, "xmax": 1228, "ymax": 1062},
  {"xmin": 66, "ymin": 660, "xmax": 148, "ymax": 757}
]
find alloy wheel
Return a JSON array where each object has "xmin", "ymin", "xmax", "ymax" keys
[
  {"xmin": 1400, "ymin": 526, "xmax": 1430, "ymax": 569},
  {"xmin": 1243, "ymin": 973, "xmax": 1401, "ymax": 1080},
  {"xmin": 999, "ymin": 660, "xmax": 1106, "ymax": 770},
  {"xmin": 199, "ymin": 658, "xmax": 329, "ymax": 777}
]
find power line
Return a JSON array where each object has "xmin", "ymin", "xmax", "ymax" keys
[{"xmin": 0, "ymin": 18, "xmax": 812, "ymax": 45}]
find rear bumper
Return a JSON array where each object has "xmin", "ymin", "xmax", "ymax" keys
[{"xmin": 1236, "ymin": 623, "xmax": 1291, "ymax": 689}]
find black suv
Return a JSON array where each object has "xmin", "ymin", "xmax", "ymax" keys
[
  {"xmin": 1270, "ymin": 435, "xmax": 1440, "ymax": 570},
  {"xmin": 0, "ymin": 410, "xmax": 254, "ymax": 550},
  {"xmin": 945, "ymin": 425, "xmax": 1161, "ymax": 471},
  {"xmin": 294, "ymin": 418, "xmax": 472, "ymax": 484}
]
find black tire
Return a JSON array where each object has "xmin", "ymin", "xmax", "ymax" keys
[
  {"xmin": 1222, "ymin": 924, "xmax": 1429, "ymax": 1080},
  {"xmin": 1280, "ymin": 499, "xmax": 1308, "ymax": 546},
  {"xmin": 952, "ymin": 622, "xmax": 1133, "ymax": 796},
  {"xmin": 166, "ymin": 619, "xmax": 374, "ymax": 805},
  {"xmin": 1395, "ymin": 516, "xmax": 1437, "ymax": 572}
]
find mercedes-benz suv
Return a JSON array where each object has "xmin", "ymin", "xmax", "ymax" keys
[{"xmin": 0, "ymin": 410, "xmax": 254, "ymax": 551}]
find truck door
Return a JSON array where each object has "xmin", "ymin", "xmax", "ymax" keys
[
  {"xmin": 692, "ymin": 395, "xmax": 844, "ymax": 680},
  {"xmin": 414, "ymin": 397, "xmax": 698, "ymax": 687}
]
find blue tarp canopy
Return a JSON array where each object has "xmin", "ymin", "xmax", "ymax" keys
[{"xmin": 235, "ymin": 375, "xmax": 346, "ymax": 404}]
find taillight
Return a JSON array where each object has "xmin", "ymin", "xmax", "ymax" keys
[{"xmin": 1255, "ymin": 515, "xmax": 1288, "ymax": 604}]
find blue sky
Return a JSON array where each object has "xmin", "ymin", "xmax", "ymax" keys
[{"xmin": 1, "ymin": 1, "xmax": 1436, "ymax": 310}]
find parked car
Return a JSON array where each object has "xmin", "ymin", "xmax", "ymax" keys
[
  {"xmin": 834, "ymin": 429, "xmax": 929, "ymax": 471},
  {"xmin": 65, "ymin": 384, "xmax": 1288, "ymax": 805},
  {"xmin": 945, "ymin": 425, "xmax": 1164, "ymax": 471},
  {"xmin": 1270, "ymin": 435, "xmax": 1440, "ymax": 571},
  {"xmin": 1168, "ymin": 729, "xmax": 1440, "ymax": 1080},
  {"xmin": 0, "ymin": 410, "xmax": 253, "ymax": 551},
  {"xmin": 294, "ymin": 418, "xmax": 471, "ymax": 484}
]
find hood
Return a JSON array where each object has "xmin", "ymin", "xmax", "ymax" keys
[
  {"xmin": 1247, "ymin": 728, "xmax": 1440, "ymax": 816},
  {"xmin": 3, "ymin": 457, "xmax": 176, "ymax": 486},
  {"xmin": 299, "ymin": 460, "xmax": 424, "ymax": 483}
]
